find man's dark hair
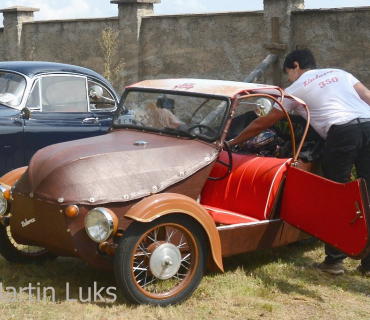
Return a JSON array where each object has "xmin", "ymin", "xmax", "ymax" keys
[{"xmin": 283, "ymin": 47, "xmax": 317, "ymax": 74}]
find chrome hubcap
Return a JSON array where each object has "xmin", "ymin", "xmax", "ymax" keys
[{"xmin": 149, "ymin": 243, "xmax": 181, "ymax": 280}]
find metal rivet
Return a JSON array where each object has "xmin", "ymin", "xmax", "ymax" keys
[
  {"xmin": 152, "ymin": 186, "xmax": 158, "ymax": 192},
  {"xmin": 205, "ymin": 157, "xmax": 210, "ymax": 161},
  {"xmin": 58, "ymin": 198, "xmax": 64, "ymax": 203},
  {"xmin": 180, "ymin": 172, "xmax": 185, "ymax": 177},
  {"xmin": 123, "ymin": 194, "xmax": 129, "ymax": 200},
  {"xmin": 134, "ymin": 140, "xmax": 149, "ymax": 146},
  {"xmin": 89, "ymin": 198, "xmax": 96, "ymax": 203}
]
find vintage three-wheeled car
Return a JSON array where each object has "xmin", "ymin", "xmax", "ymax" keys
[{"xmin": 0, "ymin": 79, "xmax": 369, "ymax": 306}]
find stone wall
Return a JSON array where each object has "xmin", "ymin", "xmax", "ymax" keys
[
  {"xmin": 1, "ymin": 1, "xmax": 370, "ymax": 92},
  {"xmin": 20, "ymin": 18, "xmax": 119, "ymax": 67},
  {"xmin": 291, "ymin": 8, "xmax": 370, "ymax": 83},
  {"xmin": 0, "ymin": 28, "xmax": 3, "ymax": 59},
  {"xmin": 139, "ymin": 12, "xmax": 265, "ymax": 82}
]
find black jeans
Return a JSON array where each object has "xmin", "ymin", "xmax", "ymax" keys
[{"xmin": 321, "ymin": 120, "xmax": 370, "ymax": 269}]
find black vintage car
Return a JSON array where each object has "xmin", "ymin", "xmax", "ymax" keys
[{"xmin": 0, "ymin": 61, "xmax": 120, "ymax": 176}]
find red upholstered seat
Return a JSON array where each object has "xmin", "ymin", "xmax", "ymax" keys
[{"xmin": 200, "ymin": 152, "xmax": 291, "ymax": 224}]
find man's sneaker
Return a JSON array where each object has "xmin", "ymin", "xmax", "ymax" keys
[
  {"xmin": 357, "ymin": 265, "xmax": 370, "ymax": 277},
  {"xmin": 313, "ymin": 261, "xmax": 344, "ymax": 275}
]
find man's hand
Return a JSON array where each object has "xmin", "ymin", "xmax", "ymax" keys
[{"xmin": 228, "ymin": 108, "xmax": 285, "ymax": 147}]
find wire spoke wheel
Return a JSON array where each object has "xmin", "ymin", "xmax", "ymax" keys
[
  {"xmin": 0, "ymin": 222, "xmax": 57, "ymax": 264},
  {"xmin": 115, "ymin": 214, "xmax": 207, "ymax": 306},
  {"xmin": 6, "ymin": 226, "xmax": 46, "ymax": 255}
]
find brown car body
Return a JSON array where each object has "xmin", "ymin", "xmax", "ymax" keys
[{"xmin": 1, "ymin": 79, "xmax": 369, "ymax": 306}]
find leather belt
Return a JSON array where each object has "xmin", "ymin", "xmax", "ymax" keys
[{"xmin": 331, "ymin": 118, "xmax": 370, "ymax": 130}]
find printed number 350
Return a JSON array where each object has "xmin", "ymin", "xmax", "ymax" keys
[{"xmin": 319, "ymin": 77, "xmax": 339, "ymax": 88}]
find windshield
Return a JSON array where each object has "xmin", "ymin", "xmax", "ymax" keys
[
  {"xmin": 0, "ymin": 72, "xmax": 26, "ymax": 107},
  {"xmin": 113, "ymin": 90, "xmax": 229, "ymax": 141}
]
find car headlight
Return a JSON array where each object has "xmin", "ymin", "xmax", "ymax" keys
[
  {"xmin": 0, "ymin": 185, "xmax": 9, "ymax": 216},
  {"xmin": 85, "ymin": 207, "xmax": 118, "ymax": 242}
]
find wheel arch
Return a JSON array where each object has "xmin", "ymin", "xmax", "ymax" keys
[
  {"xmin": 0, "ymin": 166, "xmax": 28, "ymax": 187},
  {"xmin": 125, "ymin": 193, "xmax": 224, "ymax": 273}
]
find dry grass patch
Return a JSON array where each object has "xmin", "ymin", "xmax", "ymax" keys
[{"xmin": 0, "ymin": 241, "xmax": 369, "ymax": 319}]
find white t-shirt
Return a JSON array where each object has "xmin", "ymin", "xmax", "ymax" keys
[{"xmin": 275, "ymin": 68, "xmax": 370, "ymax": 138}]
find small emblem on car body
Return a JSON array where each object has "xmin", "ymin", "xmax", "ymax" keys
[
  {"xmin": 21, "ymin": 218, "xmax": 36, "ymax": 227},
  {"xmin": 174, "ymin": 83, "xmax": 195, "ymax": 90}
]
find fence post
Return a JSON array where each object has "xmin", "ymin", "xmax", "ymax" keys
[
  {"xmin": 0, "ymin": 6, "xmax": 39, "ymax": 61},
  {"xmin": 111, "ymin": 0, "xmax": 161, "ymax": 87},
  {"xmin": 263, "ymin": 0, "xmax": 304, "ymax": 86}
]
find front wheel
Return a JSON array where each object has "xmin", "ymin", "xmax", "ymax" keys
[
  {"xmin": 114, "ymin": 214, "xmax": 208, "ymax": 306},
  {"xmin": 0, "ymin": 222, "xmax": 57, "ymax": 264}
]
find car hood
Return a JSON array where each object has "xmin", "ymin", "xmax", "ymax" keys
[{"xmin": 14, "ymin": 130, "xmax": 219, "ymax": 205}]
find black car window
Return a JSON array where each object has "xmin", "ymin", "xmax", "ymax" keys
[
  {"xmin": 40, "ymin": 76, "xmax": 88, "ymax": 112},
  {"xmin": 88, "ymin": 80, "xmax": 116, "ymax": 111},
  {"xmin": 0, "ymin": 72, "xmax": 26, "ymax": 107}
]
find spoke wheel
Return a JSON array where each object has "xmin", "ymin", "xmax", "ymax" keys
[
  {"xmin": 0, "ymin": 222, "xmax": 57, "ymax": 264},
  {"xmin": 114, "ymin": 214, "xmax": 207, "ymax": 306}
]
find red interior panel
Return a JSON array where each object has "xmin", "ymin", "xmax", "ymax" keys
[
  {"xmin": 200, "ymin": 152, "xmax": 290, "ymax": 223},
  {"xmin": 203, "ymin": 205, "xmax": 260, "ymax": 225},
  {"xmin": 280, "ymin": 167, "xmax": 370, "ymax": 258}
]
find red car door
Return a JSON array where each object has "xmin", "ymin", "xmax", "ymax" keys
[{"xmin": 280, "ymin": 166, "xmax": 370, "ymax": 259}]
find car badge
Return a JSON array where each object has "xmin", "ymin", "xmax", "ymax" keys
[
  {"xmin": 21, "ymin": 218, "xmax": 36, "ymax": 227},
  {"xmin": 174, "ymin": 83, "xmax": 195, "ymax": 90}
]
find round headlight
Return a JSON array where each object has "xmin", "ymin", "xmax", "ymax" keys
[
  {"xmin": 85, "ymin": 208, "xmax": 118, "ymax": 242},
  {"xmin": 0, "ymin": 186, "xmax": 8, "ymax": 216}
]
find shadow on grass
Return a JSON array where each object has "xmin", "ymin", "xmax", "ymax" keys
[{"xmin": 218, "ymin": 241, "xmax": 370, "ymax": 301}]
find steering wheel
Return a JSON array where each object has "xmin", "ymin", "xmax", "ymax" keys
[
  {"xmin": 188, "ymin": 124, "xmax": 217, "ymax": 136},
  {"xmin": 208, "ymin": 141, "xmax": 233, "ymax": 180}
]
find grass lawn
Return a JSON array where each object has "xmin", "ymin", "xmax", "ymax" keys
[{"xmin": 0, "ymin": 241, "xmax": 369, "ymax": 319}]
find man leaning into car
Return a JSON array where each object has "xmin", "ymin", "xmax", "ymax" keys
[{"xmin": 228, "ymin": 47, "xmax": 370, "ymax": 276}]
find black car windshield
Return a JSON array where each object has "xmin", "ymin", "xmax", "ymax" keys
[
  {"xmin": 0, "ymin": 72, "xmax": 26, "ymax": 107},
  {"xmin": 113, "ymin": 90, "xmax": 229, "ymax": 141}
]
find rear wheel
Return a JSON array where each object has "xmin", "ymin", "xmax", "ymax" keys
[
  {"xmin": 0, "ymin": 222, "xmax": 57, "ymax": 264},
  {"xmin": 114, "ymin": 214, "xmax": 208, "ymax": 306}
]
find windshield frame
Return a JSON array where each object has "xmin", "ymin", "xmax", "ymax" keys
[
  {"xmin": 113, "ymin": 87, "xmax": 231, "ymax": 142},
  {"xmin": 0, "ymin": 71, "xmax": 27, "ymax": 108}
]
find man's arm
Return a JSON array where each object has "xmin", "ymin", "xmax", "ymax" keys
[
  {"xmin": 228, "ymin": 108, "xmax": 286, "ymax": 147},
  {"xmin": 354, "ymin": 82, "xmax": 370, "ymax": 106}
]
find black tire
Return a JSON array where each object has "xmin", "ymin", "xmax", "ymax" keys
[
  {"xmin": 0, "ymin": 223, "xmax": 57, "ymax": 264},
  {"xmin": 114, "ymin": 214, "xmax": 208, "ymax": 306}
]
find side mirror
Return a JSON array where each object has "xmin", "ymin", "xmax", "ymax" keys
[
  {"xmin": 89, "ymin": 85, "xmax": 104, "ymax": 101},
  {"xmin": 21, "ymin": 107, "xmax": 32, "ymax": 120},
  {"xmin": 89, "ymin": 85, "xmax": 115, "ymax": 102},
  {"xmin": 254, "ymin": 98, "xmax": 272, "ymax": 117}
]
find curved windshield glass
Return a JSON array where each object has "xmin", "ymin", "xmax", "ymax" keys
[
  {"xmin": 0, "ymin": 72, "xmax": 26, "ymax": 107},
  {"xmin": 113, "ymin": 90, "xmax": 229, "ymax": 141}
]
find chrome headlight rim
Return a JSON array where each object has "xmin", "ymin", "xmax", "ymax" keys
[
  {"xmin": 85, "ymin": 207, "xmax": 116, "ymax": 243},
  {"xmin": 0, "ymin": 185, "xmax": 8, "ymax": 216}
]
